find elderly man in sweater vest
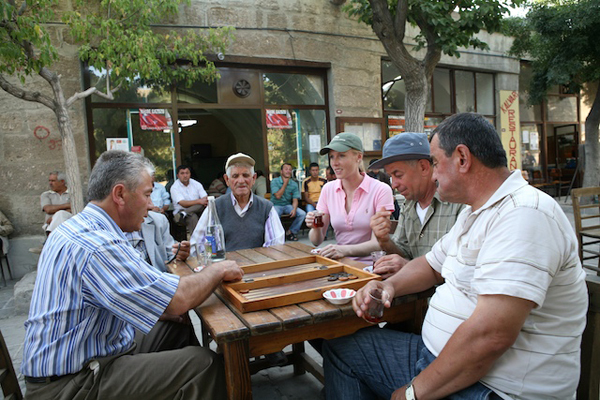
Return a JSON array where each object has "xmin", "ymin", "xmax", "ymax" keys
[{"xmin": 190, "ymin": 153, "xmax": 285, "ymax": 253}]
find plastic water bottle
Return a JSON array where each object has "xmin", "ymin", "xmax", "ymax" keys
[{"xmin": 204, "ymin": 196, "xmax": 226, "ymax": 261}]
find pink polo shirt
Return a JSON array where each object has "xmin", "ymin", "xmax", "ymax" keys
[{"xmin": 317, "ymin": 174, "xmax": 394, "ymax": 264}]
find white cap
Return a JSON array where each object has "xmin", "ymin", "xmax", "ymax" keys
[{"xmin": 225, "ymin": 153, "xmax": 255, "ymax": 170}]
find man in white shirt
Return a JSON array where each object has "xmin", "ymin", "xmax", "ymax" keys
[
  {"xmin": 40, "ymin": 171, "xmax": 72, "ymax": 235},
  {"xmin": 169, "ymin": 165, "xmax": 208, "ymax": 234},
  {"xmin": 323, "ymin": 112, "xmax": 588, "ymax": 400}
]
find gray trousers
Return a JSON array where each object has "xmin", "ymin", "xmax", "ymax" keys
[
  {"xmin": 24, "ymin": 320, "xmax": 225, "ymax": 400},
  {"xmin": 181, "ymin": 204, "xmax": 205, "ymax": 234}
]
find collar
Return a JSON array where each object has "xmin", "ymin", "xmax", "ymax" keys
[
  {"xmin": 472, "ymin": 170, "xmax": 528, "ymax": 214},
  {"xmin": 86, "ymin": 203, "xmax": 127, "ymax": 240},
  {"xmin": 333, "ymin": 173, "xmax": 372, "ymax": 193},
  {"xmin": 50, "ymin": 189, "xmax": 69, "ymax": 195},
  {"xmin": 230, "ymin": 192, "xmax": 254, "ymax": 207}
]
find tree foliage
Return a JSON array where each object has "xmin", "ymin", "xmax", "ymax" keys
[
  {"xmin": 506, "ymin": 0, "xmax": 600, "ymax": 188},
  {"xmin": 344, "ymin": 0, "xmax": 523, "ymax": 133},
  {"xmin": 0, "ymin": 0, "xmax": 234, "ymax": 214}
]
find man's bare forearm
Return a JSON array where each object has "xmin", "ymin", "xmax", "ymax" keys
[{"xmin": 42, "ymin": 203, "xmax": 71, "ymax": 215}]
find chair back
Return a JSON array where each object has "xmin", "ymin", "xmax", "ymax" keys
[
  {"xmin": 0, "ymin": 330, "xmax": 23, "ymax": 400},
  {"xmin": 571, "ymin": 186, "xmax": 600, "ymax": 272}
]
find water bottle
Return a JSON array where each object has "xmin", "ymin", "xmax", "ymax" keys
[{"xmin": 204, "ymin": 196, "xmax": 226, "ymax": 261}]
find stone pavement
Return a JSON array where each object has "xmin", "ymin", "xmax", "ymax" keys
[{"xmin": 0, "ymin": 200, "xmax": 581, "ymax": 398}]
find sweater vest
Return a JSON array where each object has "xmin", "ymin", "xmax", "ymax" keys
[{"xmin": 215, "ymin": 195, "xmax": 272, "ymax": 252}]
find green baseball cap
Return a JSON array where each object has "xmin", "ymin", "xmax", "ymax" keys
[{"xmin": 319, "ymin": 132, "xmax": 364, "ymax": 155}]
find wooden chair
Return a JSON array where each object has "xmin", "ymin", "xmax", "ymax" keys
[
  {"xmin": 572, "ymin": 187, "xmax": 600, "ymax": 273},
  {"xmin": 0, "ymin": 330, "xmax": 23, "ymax": 400},
  {"xmin": 549, "ymin": 168, "xmax": 570, "ymax": 199}
]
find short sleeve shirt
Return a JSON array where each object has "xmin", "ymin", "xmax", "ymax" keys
[
  {"xmin": 317, "ymin": 174, "xmax": 394, "ymax": 263},
  {"xmin": 170, "ymin": 178, "xmax": 207, "ymax": 213},
  {"xmin": 423, "ymin": 171, "xmax": 588, "ymax": 399},
  {"xmin": 270, "ymin": 176, "xmax": 301, "ymax": 206}
]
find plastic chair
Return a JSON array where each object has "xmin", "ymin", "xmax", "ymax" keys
[{"xmin": 572, "ymin": 187, "xmax": 600, "ymax": 273}]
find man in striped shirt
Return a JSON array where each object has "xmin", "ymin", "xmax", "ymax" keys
[
  {"xmin": 21, "ymin": 150, "xmax": 243, "ymax": 400},
  {"xmin": 324, "ymin": 113, "xmax": 588, "ymax": 400}
]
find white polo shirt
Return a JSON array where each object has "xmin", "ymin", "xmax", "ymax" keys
[
  {"xmin": 424, "ymin": 171, "xmax": 588, "ymax": 399},
  {"xmin": 169, "ymin": 178, "xmax": 207, "ymax": 213}
]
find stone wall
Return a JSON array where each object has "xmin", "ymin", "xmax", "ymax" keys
[{"xmin": 0, "ymin": 0, "xmax": 519, "ymax": 278}]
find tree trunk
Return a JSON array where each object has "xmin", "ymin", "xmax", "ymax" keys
[
  {"xmin": 583, "ymin": 84, "xmax": 600, "ymax": 190},
  {"xmin": 403, "ymin": 70, "xmax": 429, "ymax": 133},
  {"xmin": 50, "ymin": 76, "xmax": 85, "ymax": 214}
]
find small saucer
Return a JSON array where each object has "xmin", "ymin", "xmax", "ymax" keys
[{"xmin": 323, "ymin": 288, "xmax": 356, "ymax": 305}]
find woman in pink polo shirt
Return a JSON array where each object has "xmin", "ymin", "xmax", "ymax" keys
[{"xmin": 305, "ymin": 132, "xmax": 394, "ymax": 264}]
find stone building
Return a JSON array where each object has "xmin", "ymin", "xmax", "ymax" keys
[{"xmin": 0, "ymin": 0, "xmax": 583, "ymax": 277}]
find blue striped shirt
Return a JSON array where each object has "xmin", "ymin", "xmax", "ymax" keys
[{"xmin": 21, "ymin": 204, "xmax": 179, "ymax": 377}]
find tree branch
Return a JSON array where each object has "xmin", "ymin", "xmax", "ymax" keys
[
  {"xmin": 66, "ymin": 82, "xmax": 121, "ymax": 107},
  {"xmin": 0, "ymin": 73, "xmax": 56, "ymax": 110},
  {"xmin": 394, "ymin": 0, "xmax": 408, "ymax": 42}
]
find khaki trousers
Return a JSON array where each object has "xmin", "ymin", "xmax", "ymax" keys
[{"xmin": 24, "ymin": 321, "xmax": 225, "ymax": 400}]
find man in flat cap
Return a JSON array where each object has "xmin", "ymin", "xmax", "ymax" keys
[
  {"xmin": 191, "ymin": 153, "xmax": 285, "ymax": 252},
  {"xmin": 368, "ymin": 132, "xmax": 464, "ymax": 278}
]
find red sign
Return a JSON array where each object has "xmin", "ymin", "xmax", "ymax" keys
[
  {"xmin": 140, "ymin": 109, "xmax": 172, "ymax": 131},
  {"xmin": 266, "ymin": 110, "xmax": 293, "ymax": 129}
]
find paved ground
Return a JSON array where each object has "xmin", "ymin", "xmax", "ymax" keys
[{"xmin": 0, "ymin": 199, "xmax": 585, "ymax": 399}]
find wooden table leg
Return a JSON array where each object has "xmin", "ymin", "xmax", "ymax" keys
[
  {"xmin": 222, "ymin": 340, "xmax": 252, "ymax": 400},
  {"xmin": 292, "ymin": 341, "xmax": 306, "ymax": 375}
]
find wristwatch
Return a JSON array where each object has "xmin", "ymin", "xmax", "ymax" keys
[{"xmin": 405, "ymin": 378, "xmax": 417, "ymax": 400}]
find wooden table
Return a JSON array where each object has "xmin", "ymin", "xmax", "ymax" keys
[{"xmin": 168, "ymin": 242, "xmax": 433, "ymax": 400}]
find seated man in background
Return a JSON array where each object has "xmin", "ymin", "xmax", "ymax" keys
[
  {"xmin": 0, "ymin": 209, "xmax": 14, "ymax": 261},
  {"xmin": 302, "ymin": 162, "xmax": 327, "ymax": 213},
  {"xmin": 324, "ymin": 113, "xmax": 588, "ymax": 400},
  {"xmin": 41, "ymin": 171, "xmax": 72, "ymax": 235},
  {"xmin": 170, "ymin": 165, "xmax": 208, "ymax": 234},
  {"xmin": 22, "ymin": 150, "xmax": 243, "ymax": 400},
  {"xmin": 252, "ymin": 170, "xmax": 268, "ymax": 197},
  {"xmin": 127, "ymin": 211, "xmax": 189, "ymax": 273},
  {"xmin": 270, "ymin": 163, "xmax": 306, "ymax": 242},
  {"xmin": 150, "ymin": 172, "xmax": 171, "ymax": 214},
  {"xmin": 191, "ymin": 153, "xmax": 284, "ymax": 252},
  {"xmin": 326, "ymin": 166, "xmax": 336, "ymax": 182},
  {"xmin": 207, "ymin": 173, "xmax": 227, "ymax": 198},
  {"xmin": 368, "ymin": 132, "xmax": 464, "ymax": 278}
]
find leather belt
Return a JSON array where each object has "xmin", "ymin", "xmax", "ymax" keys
[{"xmin": 25, "ymin": 375, "xmax": 64, "ymax": 384}]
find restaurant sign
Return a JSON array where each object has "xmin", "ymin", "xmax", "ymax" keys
[{"xmin": 499, "ymin": 91, "xmax": 521, "ymax": 171}]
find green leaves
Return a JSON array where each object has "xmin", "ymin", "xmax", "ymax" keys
[
  {"xmin": 0, "ymin": 0, "xmax": 60, "ymax": 80},
  {"xmin": 1, "ymin": 0, "xmax": 234, "ymax": 90},
  {"xmin": 344, "ymin": 0, "xmax": 523, "ymax": 58},
  {"xmin": 507, "ymin": 0, "xmax": 600, "ymax": 104}
]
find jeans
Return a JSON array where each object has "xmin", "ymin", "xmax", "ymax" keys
[
  {"xmin": 305, "ymin": 203, "xmax": 316, "ymax": 213},
  {"xmin": 323, "ymin": 326, "xmax": 500, "ymax": 400},
  {"xmin": 274, "ymin": 204, "xmax": 306, "ymax": 234}
]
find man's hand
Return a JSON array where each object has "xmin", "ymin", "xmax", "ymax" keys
[
  {"xmin": 370, "ymin": 207, "xmax": 393, "ymax": 243},
  {"xmin": 319, "ymin": 244, "xmax": 345, "ymax": 259},
  {"xmin": 199, "ymin": 197, "xmax": 209, "ymax": 206},
  {"xmin": 289, "ymin": 207, "xmax": 297, "ymax": 218},
  {"xmin": 214, "ymin": 260, "xmax": 244, "ymax": 282},
  {"xmin": 151, "ymin": 206, "xmax": 162, "ymax": 213},
  {"xmin": 391, "ymin": 385, "xmax": 408, "ymax": 400},
  {"xmin": 373, "ymin": 254, "xmax": 409, "ymax": 279},
  {"xmin": 352, "ymin": 280, "xmax": 394, "ymax": 320},
  {"xmin": 174, "ymin": 241, "xmax": 190, "ymax": 260}
]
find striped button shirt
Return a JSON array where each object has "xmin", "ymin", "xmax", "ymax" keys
[
  {"xmin": 392, "ymin": 192, "xmax": 465, "ymax": 259},
  {"xmin": 21, "ymin": 204, "xmax": 179, "ymax": 378}
]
